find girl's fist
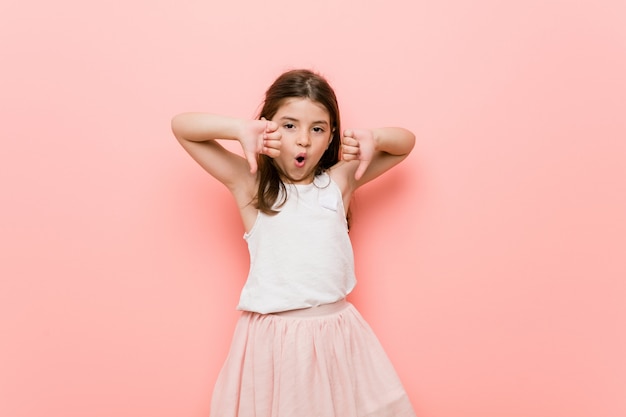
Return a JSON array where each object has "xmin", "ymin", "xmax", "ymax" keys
[
  {"xmin": 342, "ymin": 129, "xmax": 375, "ymax": 180},
  {"xmin": 240, "ymin": 119, "xmax": 282, "ymax": 174}
]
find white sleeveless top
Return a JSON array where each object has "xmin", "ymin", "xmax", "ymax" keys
[{"xmin": 237, "ymin": 173, "xmax": 356, "ymax": 314}]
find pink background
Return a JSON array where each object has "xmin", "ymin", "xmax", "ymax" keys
[{"xmin": 1, "ymin": 0, "xmax": 625, "ymax": 416}]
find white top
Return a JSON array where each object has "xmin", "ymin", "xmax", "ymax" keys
[{"xmin": 237, "ymin": 173, "xmax": 356, "ymax": 314}]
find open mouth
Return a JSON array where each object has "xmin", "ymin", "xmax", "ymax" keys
[{"xmin": 295, "ymin": 154, "xmax": 306, "ymax": 168}]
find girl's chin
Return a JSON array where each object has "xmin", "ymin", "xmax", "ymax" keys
[{"xmin": 280, "ymin": 169, "xmax": 316, "ymax": 184}]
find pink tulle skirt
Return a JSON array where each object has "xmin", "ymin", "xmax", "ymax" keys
[{"xmin": 210, "ymin": 300, "xmax": 416, "ymax": 417}]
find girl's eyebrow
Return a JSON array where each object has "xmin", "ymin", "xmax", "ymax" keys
[{"xmin": 279, "ymin": 116, "xmax": 329, "ymax": 125}]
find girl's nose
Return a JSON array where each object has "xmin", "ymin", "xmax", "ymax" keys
[{"xmin": 296, "ymin": 132, "xmax": 310, "ymax": 147}]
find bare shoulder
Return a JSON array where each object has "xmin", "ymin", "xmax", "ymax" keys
[
  {"xmin": 175, "ymin": 136, "xmax": 259, "ymax": 231},
  {"xmin": 328, "ymin": 161, "xmax": 358, "ymax": 209},
  {"xmin": 235, "ymin": 184, "xmax": 260, "ymax": 233}
]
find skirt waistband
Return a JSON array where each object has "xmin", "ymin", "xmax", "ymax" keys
[{"xmin": 270, "ymin": 299, "xmax": 349, "ymax": 318}]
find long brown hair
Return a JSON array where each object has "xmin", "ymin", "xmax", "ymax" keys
[{"xmin": 254, "ymin": 69, "xmax": 342, "ymax": 214}]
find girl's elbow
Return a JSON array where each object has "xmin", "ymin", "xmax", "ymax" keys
[{"xmin": 171, "ymin": 113, "xmax": 192, "ymax": 141}]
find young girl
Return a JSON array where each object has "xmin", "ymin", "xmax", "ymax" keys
[{"xmin": 172, "ymin": 69, "xmax": 416, "ymax": 417}]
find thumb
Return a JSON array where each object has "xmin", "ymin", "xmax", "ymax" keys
[
  {"xmin": 265, "ymin": 120, "xmax": 278, "ymax": 132},
  {"xmin": 244, "ymin": 150, "xmax": 258, "ymax": 174},
  {"xmin": 354, "ymin": 158, "xmax": 370, "ymax": 181}
]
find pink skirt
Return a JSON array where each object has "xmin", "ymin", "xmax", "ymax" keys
[{"xmin": 210, "ymin": 300, "xmax": 416, "ymax": 417}]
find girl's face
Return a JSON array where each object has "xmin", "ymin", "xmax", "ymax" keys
[{"xmin": 271, "ymin": 98, "xmax": 333, "ymax": 184}]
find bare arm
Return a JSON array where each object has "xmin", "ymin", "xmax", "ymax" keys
[
  {"xmin": 330, "ymin": 127, "xmax": 415, "ymax": 200},
  {"xmin": 171, "ymin": 113, "xmax": 281, "ymax": 230},
  {"xmin": 171, "ymin": 112, "xmax": 281, "ymax": 194}
]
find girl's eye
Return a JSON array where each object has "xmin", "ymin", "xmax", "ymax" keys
[
  {"xmin": 312, "ymin": 127, "xmax": 325, "ymax": 133},
  {"xmin": 284, "ymin": 123, "xmax": 295, "ymax": 129}
]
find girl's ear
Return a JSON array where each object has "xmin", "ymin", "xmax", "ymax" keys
[{"xmin": 329, "ymin": 127, "xmax": 336, "ymax": 144}]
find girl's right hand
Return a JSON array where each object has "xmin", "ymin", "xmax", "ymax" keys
[{"xmin": 239, "ymin": 119, "xmax": 282, "ymax": 174}]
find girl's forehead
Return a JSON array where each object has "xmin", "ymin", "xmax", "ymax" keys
[{"xmin": 275, "ymin": 98, "xmax": 330, "ymax": 121}]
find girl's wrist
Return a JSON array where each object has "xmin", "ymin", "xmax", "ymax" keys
[
  {"xmin": 371, "ymin": 128, "xmax": 382, "ymax": 152},
  {"xmin": 235, "ymin": 118, "xmax": 252, "ymax": 142},
  {"xmin": 370, "ymin": 127, "xmax": 415, "ymax": 156}
]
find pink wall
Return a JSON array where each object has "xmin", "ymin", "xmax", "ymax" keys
[{"xmin": 1, "ymin": 1, "xmax": 625, "ymax": 416}]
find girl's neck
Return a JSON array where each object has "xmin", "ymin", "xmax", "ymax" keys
[{"xmin": 279, "ymin": 172, "xmax": 318, "ymax": 186}]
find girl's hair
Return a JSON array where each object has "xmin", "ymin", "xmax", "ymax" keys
[{"xmin": 254, "ymin": 69, "xmax": 342, "ymax": 215}]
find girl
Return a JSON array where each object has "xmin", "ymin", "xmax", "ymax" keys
[{"xmin": 172, "ymin": 69, "xmax": 416, "ymax": 417}]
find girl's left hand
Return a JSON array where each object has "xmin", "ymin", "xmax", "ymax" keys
[{"xmin": 341, "ymin": 129, "xmax": 376, "ymax": 180}]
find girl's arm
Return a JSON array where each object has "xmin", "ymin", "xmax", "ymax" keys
[
  {"xmin": 331, "ymin": 127, "xmax": 415, "ymax": 197},
  {"xmin": 171, "ymin": 113, "xmax": 281, "ymax": 196}
]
